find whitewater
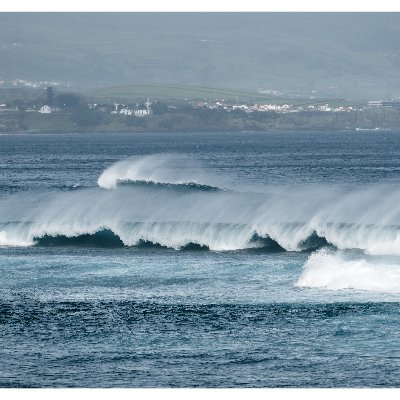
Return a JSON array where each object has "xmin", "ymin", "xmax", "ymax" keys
[
  {"xmin": 3, "ymin": 154, "xmax": 400, "ymax": 254},
  {"xmin": 2, "ymin": 153, "xmax": 400, "ymax": 294},
  {"xmin": 2, "ymin": 131, "xmax": 400, "ymax": 387}
]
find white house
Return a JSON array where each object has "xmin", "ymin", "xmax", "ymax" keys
[
  {"xmin": 134, "ymin": 109, "xmax": 152, "ymax": 117},
  {"xmin": 110, "ymin": 99, "xmax": 153, "ymax": 117},
  {"xmin": 120, "ymin": 108, "xmax": 133, "ymax": 116},
  {"xmin": 367, "ymin": 100, "xmax": 383, "ymax": 108},
  {"xmin": 38, "ymin": 105, "xmax": 53, "ymax": 114}
]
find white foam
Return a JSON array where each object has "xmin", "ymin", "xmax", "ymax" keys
[
  {"xmin": 296, "ymin": 249, "xmax": 400, "ymax": 293},
  {"xmin": 0, "ymin": 230, "xmax": 34, "ymax": 247},
  {"xmin": 3, "ymin": 156, "xmax": 400, "ymax": 253}
]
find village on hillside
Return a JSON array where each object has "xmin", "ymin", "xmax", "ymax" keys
[
  {"xmin": 2, "ymin": 80, "xmax": 400, "ymax": 117},
  {"xmin": 1, "ymin": 86, "xmax": 400, "ymax": 116},
  {"xmin": 1, "ymin": 85, "xmax": 400, "ymax": 133}
]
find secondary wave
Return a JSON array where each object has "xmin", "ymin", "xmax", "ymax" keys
[
  {"xmin": 117, "ymin": 180, "xmax": 223, "ymax": 192},
  {"xmin": 296, "ymin": 248, "xmax": 400, "ymax": 293},
  {"xmin": 98, "ymin": 154, "xmax": 217, "ymax": 189}
]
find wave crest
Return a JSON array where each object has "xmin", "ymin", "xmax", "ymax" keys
[
  {"xmin": 98, "ymin": 154, "xmax": 214, "ymax": 189},
  {"xmin": 3, "ymin": 155, "xmax": 400, "ymax": 255},
  {"xmin": 117, "ymin": 180, "xmax": 223, "ymax": 192}
]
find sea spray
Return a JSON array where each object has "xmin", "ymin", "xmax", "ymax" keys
[
  {"xmin": 2, "ymin": 156, "xmax": 400, "ymax": 254},
  {"xmin": 98, "ymin": 154, "xmax": 211, "ymax": 189}
]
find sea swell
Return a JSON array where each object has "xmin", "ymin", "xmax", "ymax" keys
[
  {"xmin": 116, "ymin": 180, "xmax": 224, "ymax": 193},
  {"xmin": 0, "ymin": 155, "xmax": 399, "ymax": 254},
  {"xmin": 1, "ymin": 183, "xmax": 400, "ymax": 253},
  {"xmin": 97, "ymin": 154, "xmax": 214, "ymax": 190},
  {"xmin": 2, "ymin": 155, "xmax": 400, "ymax": 294}
]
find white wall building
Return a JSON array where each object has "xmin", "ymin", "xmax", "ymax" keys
[
  {"xmin": 119, "ymin": 108, "xmax": 133, "ymax": 116},
  {"xmin": 367, "ymin": 100, "xmax": 383, "ymax": 107},
  {"xmin": 134, "ymin": 109, "xmax": 152, "ymax": 116},
  {"xmin": 38, "ymin": 105, "xmax": 53, "ymax": 114}
]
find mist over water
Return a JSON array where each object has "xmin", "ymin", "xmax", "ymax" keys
[
  {"xmin": 2, "ymin": 132, "xmax": 400, "ymax": 387},
  {"xmin": 3, "ymin": 145, "xmax": 400, "ymax": 294},
  {"xmin": 2, "ymin": 153, "xmax": 400, "ymax": 293}
]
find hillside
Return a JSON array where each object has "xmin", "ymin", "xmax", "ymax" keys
[
  {"xmin": 90, "ymin": 84, "xmax": 301, "ymax": 103},
  {"xmin": 1, "ymin": 13, "xmax": 400, "ymax": 99}
]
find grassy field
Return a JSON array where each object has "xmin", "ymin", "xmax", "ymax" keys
[
  {"xmin": 89, "ymin": 84, "xmax": 367, "ymax": 109},
  {"xmin": 90, "ymin": 84, "xmax": 289, "ymax": 103}
]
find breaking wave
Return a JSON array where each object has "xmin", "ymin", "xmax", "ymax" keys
[
  {"xmin": 0, "ymin": 220, "xmax": 294, "ymax": 251},
  {"xmin": 117, "ymin": 180, "xmax": 223, "ymax": 192},
  {"xmin": 296, "ymin": 248, "xmax": 400, "ymax": 293},
  {"xmin": 34, "ymin": 229, "xmax": 125, "ymax": 248},
  {"xmin": 98, "ymin": 154, "xmax": 217, "ymax": 189},
  {"xmin": 2, "ymin": 155, "xmax": 400, "ymax": 257}
]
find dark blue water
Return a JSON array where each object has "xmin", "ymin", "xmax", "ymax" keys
[{"xmin": 1, "ymin": 131, "xmax": 400, "ymax": 387}]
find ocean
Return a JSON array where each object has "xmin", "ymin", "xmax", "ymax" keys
[{"xmin": 1, "ymin": 131, "xmax": 400, "ymax": 387}]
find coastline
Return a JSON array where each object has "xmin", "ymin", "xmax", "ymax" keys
[{"xmin": 1, "ymin": 107, "xmax": 400, "ymax": 134}]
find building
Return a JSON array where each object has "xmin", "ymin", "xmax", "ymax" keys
[
  {"xmin": 367, "ymin": 100, "xmax": 383, "ymax": 107},
  {"xmin": 38, "ymin": 105, "xmax": 58, "ymax": 114},
  {"xmin": 134, "ymin": 109, "xmax": 152, "ymax": 117},
  {"xmin": 120, "ymin": 108, "xmax": 133, "ymax": 116}
]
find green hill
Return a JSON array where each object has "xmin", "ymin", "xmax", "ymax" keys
[
  {"xmin": 1, "ymin": 13, "xmax": 400, "ymax": 100},
  {"xmin": 91, "ymin": 84, "xmax": 288, "ymax": 103}
]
